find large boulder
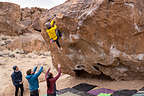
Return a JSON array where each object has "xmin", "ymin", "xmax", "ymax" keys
[
  {"xmin": 21, "ymin": 7, "xmax": 47, "ymax": 32},
  {"xmin": 41, "ymin": 0, "xmax": 144, "ymax": 80},
  {"xmin": 0, "ymin": 2, "xmax": 30, "ymax": 36}
]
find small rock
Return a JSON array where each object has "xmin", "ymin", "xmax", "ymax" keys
[
  {"xmin": 26, "ymin": 53, "xmax": 37, "ymax": 58},
  {"xmin": 0, "ymin": 35, "xmax": 9, "ymax": 40},
  {"xmin": 13, "ymin": 49, "xmax": 25, "ymax": 54},
  {"xmin": 0, "ymin": 53, "xmax": 4, "ymax": 57},
  {"xmin": 8, "ymin": 52, "xmax": 15, "ymax": 58},
  {"xmin": 15, "ymin": 54, "xmax": 25, "ymax": 58},
  {"xmin": 0, "ymin": 51, "xmax": 9, "ymax": 56},
  {"xmin": 0, "ymin": 41, "xmax": 6, "ymax": 46},
  {"xmin": 39, "ymin": 51, "xmax": 51, "ymax": 56},
  {"xmin": 44, "ymin": 52, "xmax": 51, "ymax": 56},
  {"xmin": 1, "ymin": 37, "xmax": 7, "ymax": 40},
  {"xmin": 4, "ymin": 40, "xmax": 11, "ymax": 45}
]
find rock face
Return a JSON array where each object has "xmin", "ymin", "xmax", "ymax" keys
[
  {"xmin": 7, "ymin": 33, "xmax": 48, "ymax": 53},
  {"xmin": 21, "ymin": 7, "xmax": 47, "ymax": 32},
  {"xmin": 41, "ymin": 0, "xmax": 144, "ymax": 80},
  {"xmin": 0, "ymin": 2, "xmax": 47, "ymax": 35},
  {"xmin": 0, "ymin": 2, "xmax": 48, "ymax": 52},
  {"xmin": 0, "ymin": 2, "xmax": 29, "ymax": 36}
]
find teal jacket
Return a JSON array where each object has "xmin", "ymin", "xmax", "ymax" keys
[{"xmin": 26, "ymin": 66, "xmax": 43, "ymax": 91}]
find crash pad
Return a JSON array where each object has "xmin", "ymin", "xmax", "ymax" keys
[
  {"xmin": 72, "ymin": 83, "xmax": 96, "ymax": 92},
  {"xmin": 98, "ymin": 93, "xmax": 112, "ymax": 96},
  {"xmin": 132, "ymin": 91, "xmax": 144, "ymax": 96},
  {"xmin": 59, "ymin": 92, "xmax": 80, "ymax": 96},
  {"xmin": 88, "ymin": 88, "xmax": 114, "ymax": 95},
  {"xmin": 111, "ymin": 89, "xmax": 137, "ymax": 96}
]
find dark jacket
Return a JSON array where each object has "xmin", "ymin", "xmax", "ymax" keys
[
  {"xmin": 25, "ymin": 66, "xmax": 43, "ymax": 91},
  {"xmin": 11, "ymin": 71, "xmax": 22, "ymax": 86}
]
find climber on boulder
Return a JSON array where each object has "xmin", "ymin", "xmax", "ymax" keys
[{"xmin": 45, "ymin": 15, "xmax": 62, "ymax": 50}]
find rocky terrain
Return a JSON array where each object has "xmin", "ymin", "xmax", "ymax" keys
[
  {"xmin": 41, "ymin": 0, "xmax": 144, "ymax": 80},
  {"xmin": 21, "ymin": 7, "xmax": 47, "ymax": 32},
  {"xmin": 0, "ymin": 2, "xmax": 25, "ymax": 36},
  {"xmin": 0, "ymin": 2, "xmax": 51, "ymax": 95},
  {"xmin": 0, "ymin": 33, "xmax": 51, "ymax": 95},
  {"xmin": 0, "ymin": 48, "xmax": 54, "ymax": 96},
  {"xmin": 0, "ymin": 2, "xmax": 47, "ymax": 36},
  {"xmin": 0, "ymin": 2, "xmax": 48, "ymax": 52}
]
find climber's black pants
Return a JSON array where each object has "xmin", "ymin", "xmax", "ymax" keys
[
  {"xmin": 15, "ymin": 84, "xmax": 24, "ymax": 96},
  {"xmin": 55, "ymin": 30, "xmax": 62, "ymax": 48},
  {"xmin": 55, "ymin": 39, "xmax": 61, "ymax": 48}
]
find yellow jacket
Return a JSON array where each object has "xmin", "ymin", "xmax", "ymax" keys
[
  {"xmin": 50, "ymin": 20, "xmax": 54, "ymax": 26},
  {"xmin": 46, "ymin": 25, "xmax": 57, "ymax": 40}
]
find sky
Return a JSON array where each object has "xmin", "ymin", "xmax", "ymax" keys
[{"xmin": 0, "ymin": 0, "xmax": 66, "ymax": 9}]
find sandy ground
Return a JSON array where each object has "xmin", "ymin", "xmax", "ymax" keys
[
  {"xmin": 1, "ymin": 50, "xmax": 144, "ymax": 96},
  {"xmin": 0, "ymin": 50, "xmax": 56, "ymax": 96},
  {"xmin": 57, "ymin": 77, "xmax": 144, "ymax": 90}
]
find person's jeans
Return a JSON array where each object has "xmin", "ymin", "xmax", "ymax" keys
[
  {"xmin": 30, "ymin": 89, "xmax": 39, "ymax": 96},
  {"xmin": 15, "ymin": 84, "xmax": 24, "ymax": 96}
]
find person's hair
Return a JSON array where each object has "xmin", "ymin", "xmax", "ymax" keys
[
  {"xmin": 26, "ymin": 69, "xmax": 32, "ymax": 75},
  {"xmin": 13, "ymin": 66, "xmax": 17, "ymax": 71},
  {"xmin": 46, "ymin": 73, "xmax": 53, "ymax": 89}
]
